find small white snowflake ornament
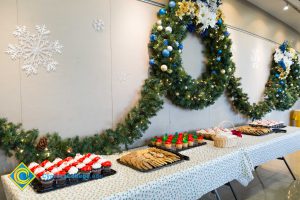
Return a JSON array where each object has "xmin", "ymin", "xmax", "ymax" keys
[
  {"xmin": 92, "ymin": 19, "xmax": 105, "ymax": 32},
  {"xmin": 5, "ymin": 25, "xmax": 63, "ymax": 76}
]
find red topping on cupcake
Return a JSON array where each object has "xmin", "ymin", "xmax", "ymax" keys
[
  {"xmin": 36, "ymin": 171, "xmax": 45, "ymax": 178},
  {"xmin": 101, "ymin": 161, "xmax": 112, "ymax": 167},
  {"xmin": 176, "ymin": 140, "xmax": 183, "ymax": 144},
  {"xmin": 78, "ymin": 157, "xmax": 85, "ymax": 163},
  {"xmin": 188, "ymin": 137, "xmax": 194, "ymax": 142},
  {"xmin": 30, "ymin": 165, "xmax": 39, "ymax": 172},
  {"xmin": 48, "ymin": 165, "xmax": 55, "ymax": 171},
  {"xmin": 64, "ymin": 157, "xmax": 73, "ymax": 162},
  {"xmin": 87, "ymin": 161, "xmax": 95, "ymax": 166},
  {"xmin": 40, "ymin": 160, "xmax": 49, "ymax": 167},
  {"xmin": 198, "ymin": 136, "xmax": 204, "ymax": 140},
  {"xmin": 71, "ymin": 161, "xmax": 79, "ymax": 166},
  {"xmin": 92, "ymin": 157, "xmax": 100, "ymax": 162},
  {"xmin": 85, "ymin": 153, "xmax": 92, "ymax": 158},
  {"xmin": 63, "ymin": 165, "xmax": 72, "ymax": 172},
  {"xmin": 55, "ymin": 170, "xmax": 66, "ymax": 176},
  {"xmin": 81, "ymin": 165, "xmax": 92, "ymax": 172},
  {"xmin": 165, "ymin": 141, "xmax": 171, "ymax": 144},
  {"xmin": 56, "ymin": 160, "xmax": 65, "ymax": 167},
  {"xmin": 156, "ymin": 138, "xmax": 162, "ymax": 143}
]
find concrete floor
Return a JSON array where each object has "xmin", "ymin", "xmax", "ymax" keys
[{"xmin": 200, "ymin": 151, "xmax": 300, "ymax": 200}]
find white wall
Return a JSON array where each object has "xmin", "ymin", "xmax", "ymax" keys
[{"xmin": 0, "ymin": 1, "xmax": 299, "ymax": 198}]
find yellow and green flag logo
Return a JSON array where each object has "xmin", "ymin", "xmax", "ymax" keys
[{"xmin": 9, "ymin": 162, "xmax": 36, "ymax": 190}]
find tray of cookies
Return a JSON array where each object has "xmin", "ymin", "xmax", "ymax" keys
[
  {"xmin": 249, "ymin": 120, "xmax": 285, "ymax": 128},
  {"xmin": 117, "ymin": 147, "xmax": 189, "ymax": 172},
  {"xmin": 149, "ymin": 132, "xmax": 206, "ymax": 152},
  {"xmin": 28, "ymin": 153, "xmax": 116, "ymax": 193},
  {"xmin": 236, "ymin": 126, "xmax": 272, "ymax": 136}
]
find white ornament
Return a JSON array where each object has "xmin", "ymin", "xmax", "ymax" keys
[
  {"xmin": 6, "ymin": 25, "xmax": 63, "ymax": 75},
  {"xmin": 157, "ymin": 20, "xmax": 162, "ymax": 25},
  {"xmin": 160, "ymin": 64, "xmax": 168, "ymax": 71},
  {"xmin": 157, "ymin": 25, "xmax": 163, "ymax": 31},
  {"xmin": 228, "ymin": 68, "xmax": 232, "ymax": 72},
  {"xmin": 179, "ymin": 49, "xmax": 182, "ymax": 53},
  {"xmin": 92, "ymin": 19, "xmax": 105, "ymax": 32},
  {"xmin": 221, "ymin": 69, "xmax": 226, "ymax": 74},
  {"xmin": 176, "ymin": 92, "xmax": 179, "ymax": 96},
  {"xmin": 165, "ymin": 26, "xmax": 172, "ymax": 33},
  {"xmin": 167, "ymin": 46, "xmax": 173, "ymax": 51}
]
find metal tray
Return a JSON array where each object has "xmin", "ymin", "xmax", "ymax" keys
[
  {"xmin": 148, "ymin": 141, "xmax": 207, "ymax": 152},
  {"xmin": 117, "ymin": 148, "xmax": 189, "ymax": 173},
  {"xmin": 30, "ymin": 169, "xmax": 116, "ymax": 193}
]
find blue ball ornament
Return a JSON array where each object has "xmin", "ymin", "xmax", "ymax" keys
[
  {"xmin": 278, "ymin": 88, "xmax": 283, "ymax": 93},
  {"xmin": 162, "ymin": 49, "xmax": 170, "ymax": 57},
  {"xmin": 216, "ymin": 56, "xmax": 221, "ymax": 62},
  {"xmin": 149, "ymin": 59, "xmax": 155, "ymax": 66},
  {"xmin": 224, "ymin": 31, "xmax": 230, "ymax": 37},
  {"xmin": 217, "ymin": 19, "xmax": 223, "ymax": 25},
  {"xmin": 178, "ymin": 43, "xmax": 184, "ymax": 50},
  {"xmin": 279, "ymin": 41, "xmax": 288, "ymax": 53},
  {"xmin": 163, "ymin": 39, "xmax": 169, "ymax": 46},
  {"xmin": 275, "ymin": 73, "xmax": 280, "ymax": 78},
  {"xmin": 158, "ymin": 8, "xmax": 167, "ymax": 15},
  {"xmin": 212, "ymin": 70, "xmax": 217, "ymax": 75},
  {"xmin": 217, "ymin": 50, "xmax": 222, "ymax": 54},
  {"xmin": 279, "ymin": 80, "xmax": 285, "ymax": 85},
  {"xmin": 150, "ymin": 34, "xmax": 157, "ymax": 42},
  {"xmin": 169, "ymin": 1, "xmax": 176, "ymax": 8}
]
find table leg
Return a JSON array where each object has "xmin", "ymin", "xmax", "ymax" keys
[
  {"xmin": 212, "ymin": 189, "xmax": 221, "ymax": 200},
  {"xmin": 254, "ymin": 166, "xmax": 265, "ymax": 188},
  {"xmin": 225, "ymin": 182, "xmax": 238, "ymax": 200},
  {"xmin": 277, "ymin": 157, "xmax": 297, "ymax": 180}
]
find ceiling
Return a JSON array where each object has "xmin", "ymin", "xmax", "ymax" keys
[{"xmin": 247, "ymin": 0, "xmax": 300, "ymax": 33}]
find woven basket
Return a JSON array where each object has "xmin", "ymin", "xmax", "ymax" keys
[{"xmin": 213, "ymin": 121, "xmax": 241, "ymax": 148}]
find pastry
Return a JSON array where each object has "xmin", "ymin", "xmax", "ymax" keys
[
  {"xmin": 33, "ymin": 167, "xmax": 45, "ymax": 178},
  {"xmin": 101, "ymin": 161, "xmax": 112, "ymax": 174},
  {"xmin": 182, "ymin": 138, "xmax": 188, "ymax": 148},
  {"xmin": 91, "ymin": 162, "xmax": 102, "ymax": 178},
  {"xmin": 40, "ymin": 172, "xmax": 54, "ymax": 188},
  {"xmin": 188, "ymin": 136, "xmax": 194, "ymax": 147},
  {"xmin": 197, "ymin": 135, "xmax": 204, "ymax": 143},
  {"xmin": 54, "ymin": 170, "xmax": 67, "ymax": 186},
  {"xmin": 52, "ymin": 158, "xmax": 62, "ymax": 165},
  {"xmin": 80, "ymin": 165, "xmax": 91, "ymax": 181},
  {"xmin": 28, "ymin": 162, "xmax": 39, "ymax": 172},
  {"xmin": 176, "ymin": 140, "xmax": 183, "ymax": 150},
  {"xmin": 66, "ymin": 166, "xmax": 79, "ymax": 184},
  {"xmin": 164, "ymin": 141, "xmax": 172, "ymax": 149},
  {"xmin": 156, "ymin": 138, "xmax": 162, "ymax": 146}
]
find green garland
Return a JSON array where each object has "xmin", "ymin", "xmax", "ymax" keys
[
  {"xmin": 227, "ymin": 42, "xmax": 300, "ymax": 119},
  {"xmin": 0, "ymin": 0, "xmax": 300, "ymax": 164}
]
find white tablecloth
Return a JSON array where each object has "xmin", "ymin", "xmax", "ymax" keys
[{"xmin": 2, "ymin": 126, "xmax": 300, "ymax": 200}]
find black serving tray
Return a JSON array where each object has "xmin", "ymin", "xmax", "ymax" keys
[
  {"xmin": 30, "ymin": 169, "xmax": 116, "ymax": 193},
  {"xmin": 148, "ymin": 141, "xmax": 207, "ymax": 152},
  {"xmin": 241, "ymin": 128, "xmax": 286, "ymax": 136},
  {"xmin": 249, "ymin": 124, "xmax": 286, "ymax": 129},
  {"xmin": 117, "ymin": 148, "xmax": 189, "ymax": 173}
]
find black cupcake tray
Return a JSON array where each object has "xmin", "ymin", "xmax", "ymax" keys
[
  {"xmin": 148, "ymin": 141, "xmax": 207, "ymax": 152},
  {"xmin": 30, "ymin": 169, "xmax": 116, "ymax": 193},
  {"xmin": 117, "ymin": 148, "xmax": 189, "ymax": 173}
]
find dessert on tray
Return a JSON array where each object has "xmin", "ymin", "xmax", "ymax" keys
[
  {"xmin": 149, "ymin": 132, "xmax": 206, "ymax": 151},
  {"xmin": 249, "ymin": 119, "xmax": 285, "ymax": 128},
  {"xmin": 236, "ymin": 126, "xmax": 272, "ymax": 136},
  {"xmin": 28, "ymin": 153, "xmax": 114, "ymax": 193},
  {"xmin": 118, "ymin": 147, "xmax": 186, "ymax": 172}
]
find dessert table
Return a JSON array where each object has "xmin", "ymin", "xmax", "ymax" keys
[{"xmin": 2, "ymin": 126, "xmax": 300, "ymax": 200}]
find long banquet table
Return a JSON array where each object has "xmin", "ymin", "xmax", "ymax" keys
[{"xmin": 2, "ymin": 126, "xmax": 300, "ymax": 200}]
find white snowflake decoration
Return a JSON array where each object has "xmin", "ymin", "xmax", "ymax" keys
[
  {"xmin": 5, "ymin": 25, "xmax": 63, "ymax": 75},
  {"xmin": 92, "ymin": 19, "xmax": 105, "ymax": 32}
]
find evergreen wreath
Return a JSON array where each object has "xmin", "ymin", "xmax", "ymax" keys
[{"xmin": 0, "ymin": 0, "xmax": 299, "ymax": 164}]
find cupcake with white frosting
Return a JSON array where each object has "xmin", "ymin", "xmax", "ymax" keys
[
  {"xmin": 40, "ymin": 172, "xmax": 54, "ymax": 188},
  {"xmin": 52, "ymin": 158, "xmax": 62, "ymax": 165},
  {"xmin": 91, "ymin": 162, "xmax": 102, "ymax": 178},
  {"xmin": 65, "ymin": 166, "xmax": 79, "ymax": 184}
]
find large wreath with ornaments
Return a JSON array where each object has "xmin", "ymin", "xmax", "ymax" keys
[{"xmin": 0, "ymin": 0, "xmax": 299, "ymax": 163}]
